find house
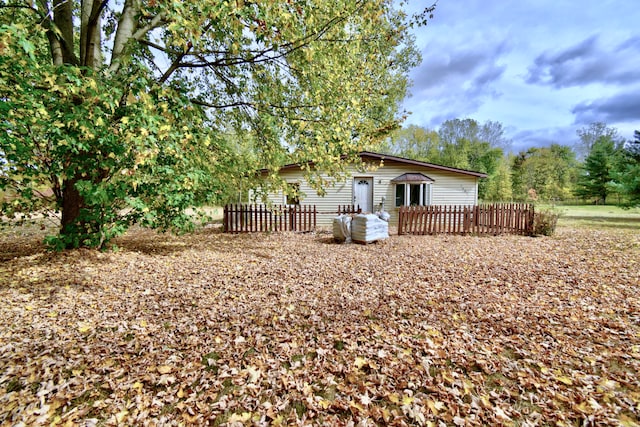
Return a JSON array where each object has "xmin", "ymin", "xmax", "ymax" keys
[{"xmin": 261, "ymin": 151, "xmax": 487, "ymax": 226}]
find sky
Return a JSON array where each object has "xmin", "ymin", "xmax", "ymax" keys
[{"xmin": 400, "ymin": 0, "xmax": 640, "ymax": 153}]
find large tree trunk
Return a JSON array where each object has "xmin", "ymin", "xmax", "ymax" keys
[{"xmin": 60, "ymin": 177, "xmax": 84, "ymax": 247}]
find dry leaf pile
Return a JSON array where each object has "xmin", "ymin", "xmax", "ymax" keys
[{"xmin": 0, "ymin": 226, "xmax": 639, "ymax": 426}]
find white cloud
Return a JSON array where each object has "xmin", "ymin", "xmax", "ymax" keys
[{"xmin": 400, "ymin": 0, "xmax": 640, "ymax": 148}]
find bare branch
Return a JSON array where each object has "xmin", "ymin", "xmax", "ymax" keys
[{"xmin": 191, "ymin": 99, "xmax": 254, "ymax": 110}]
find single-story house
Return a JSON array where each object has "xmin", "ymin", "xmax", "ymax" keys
[{"xmin": 261, "ymin": 151, "xmax": 487, "ymax": 226}]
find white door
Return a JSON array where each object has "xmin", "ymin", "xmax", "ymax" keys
[{"xmin": 353, "ymin": 178, "xmax": 373, "ymax": 213}]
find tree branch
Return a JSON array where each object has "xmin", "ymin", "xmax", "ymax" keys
[
  {"xmin": 109, "ymin": 8, "xmax": 165, "ymax": 74},
  {"xmin": 190, "ymin": 99, "xmax": 254, "ymax": 110}
]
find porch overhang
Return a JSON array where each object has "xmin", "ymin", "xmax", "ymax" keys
[{"xmin": 390, "ymin": 173, "xmax": 434, "ymax": 184}]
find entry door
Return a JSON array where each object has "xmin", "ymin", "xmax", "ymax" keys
[{"xmin": 353, "ymin": 178, "xmax": 373, "ymax": 213}]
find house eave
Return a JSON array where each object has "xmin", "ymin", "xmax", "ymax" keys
[
  {"xmin": 358, "ymin": 152, "xmax": 488, "ymax": 178},
  {"xmin": 259, "ymin": 151, "xmax": 488, "ymax": 179}
]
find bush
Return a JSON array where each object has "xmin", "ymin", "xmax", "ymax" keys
[{"xmin": 533, "ymin": 208, "xmax": 560, "ymax": 236}]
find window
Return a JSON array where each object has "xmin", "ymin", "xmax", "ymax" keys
[
  {"xmin": 395, "ymin": 183, "xmax": 431, "ymax": 207},
  {"xmin": 391, "ymin": 173, "xmax": 434, "ymax": 207},
  {"xmin": 285, "ymin": 183, "xmax": 300, "ymax": 205}
]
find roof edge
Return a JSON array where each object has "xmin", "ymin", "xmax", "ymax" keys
[
  {"xmin": 260, "ymin": 151, "xmax": 488, "ymax": 178},
  {"xmin": 358, "ymin": 151, "xmax": 488, "ymax": 178}
]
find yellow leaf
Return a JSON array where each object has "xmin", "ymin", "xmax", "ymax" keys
[
  {"xmin": 401, "ymin": 396, "xmax": 414, "ymax": 406},
  {"xmin": 479, "ymin": 395, "xmax": 491, "ymax": 408},
  {"xmin": 556, "ymin": 375, "xmax": 573, "ymax": 385},
  {"xmin": 354, "ymin": 357, "xmax": 367, "ymax": 369},
  {"xmin": 573, "ymin": 401, "xmax": 592, "ymax": 414},
  {"xmin": 228, "ymin": 412, "xmax": 251, "ymax": 423},
  {"xmin": 426, "ymin": 398, "xmax": 445, "ymax": 414},
  {"xmin": 157, "ymin": 365, "xmax": 172, "ymax": 374},
  {"xmin": 348, "ymin": 401, "xmax": 364, "ymax": 412},
  {"xmin": 77, "ymin": 322, "xmax": 92, "ymax": 333},
  {"xmin": 388, "ymin": 393, "xmax": 400, "ymax": 404},
  {"xmin": 115, "ymin": 410, "xmax": 128, "ymax": 423},
  {"xmin": 318, "ymin": 399, "xmax": 331, "ymax": 409},
  {"xmin": 177, "ymin": 387, "xmax": 185, "ymax": 398}
]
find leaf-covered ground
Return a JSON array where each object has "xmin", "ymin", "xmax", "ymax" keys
[{"xmin": 1, "ymin": 225, "xmax": 639, "ymax": 426}]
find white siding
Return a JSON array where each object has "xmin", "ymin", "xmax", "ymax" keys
[{"xmin": 264, "ymin": 161, "xmax": 480, "ymax": 226}]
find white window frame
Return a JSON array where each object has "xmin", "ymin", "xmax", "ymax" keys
[{"xmin": 395, "ymin": 182, "xmax": 432, "ymax": 207}]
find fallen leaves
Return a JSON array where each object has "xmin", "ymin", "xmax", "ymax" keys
[{"xmin": 0, "ymin": 225, "xmax": 639, "ymax": 425}]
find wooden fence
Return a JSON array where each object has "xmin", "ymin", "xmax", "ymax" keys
[
  {"xmin": 398, "ymin": 203, "xmax": 534, "ymax": 236},
  {"xmin": 223, "ymin": 204, "xmax": 361, "ymax": 233}
]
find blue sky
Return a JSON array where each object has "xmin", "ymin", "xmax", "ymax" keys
[{"xmin": 401, "ymin": 0, "xmax": 640, "ymax": 153}]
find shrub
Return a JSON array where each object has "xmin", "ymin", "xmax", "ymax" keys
[{"xmin": 533, "ymin": 208, "xmax": 560, "ymax": 236}]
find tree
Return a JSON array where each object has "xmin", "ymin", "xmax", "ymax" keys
[
  {"xmin": 510, "ymin": 144, "xmax": 578, "ymax": 202},
  {"xmin": 574, "ymin": 136, "xmax": 622, "ymax": 204},
  {"xmin": 436, "ymin": 119, "xmax": 507, "ymax": 200},
  {"xmin": 612, "ymin": 130, "xmax": 640, "ymax": 207},
  {"xmin": 575, "ymin": 122, "xmax": 623, "ymax": 160},
  {"xmin": 380, "ymin": 125, "xmax": 440, "ymax": 160},
  {"xmin": 0, "ymin": 1, "xmax": 430, "ymax": 248},
  {"xmin": 483, "ymin": 156, "xmax": 512, "ymax": 202},
  {"xmin": 383, "ymin": 119, "xmax": 509, "ymax": 200}
]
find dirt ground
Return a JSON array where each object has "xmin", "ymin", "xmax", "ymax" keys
[{"xmin": 1, "ymin": 225, "xmax": 639, "ymax": 426}]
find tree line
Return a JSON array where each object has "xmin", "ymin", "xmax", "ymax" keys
[{"xmin": 381, "ymin": 120, "xmax": 640, "ymax": 207}]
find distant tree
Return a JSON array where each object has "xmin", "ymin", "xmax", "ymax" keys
[
  {"xmin": 574, "ymin": 136, "xmax": 622, "ymax": 204},
  {"xmin": 511, "ymin": 144, "xmax": 578, "ymax": 202},
  {"xmin": 382, "ymin": 125, "xmax": 440, "ymax": 160},
  {"xmin": 575, "ymin": 122, "xmax": 623, "ymax": 160},
  {"xmin": 436, "ymin": 119, "xmax": 507, "ymax": 199},
  {"xmin": 384, "ymin": 120, "xmax": 508, "ymax": 200},
  {"xmin": 483, "ymin": 156, "xmax": 513, "ymax": 202},
  {"xmin": 627, "ymin": 130, "xmax": 640, "ymax": 159},
  {"xmin": 611, "ymin": 130, "xmax": 640, "ymax": 207}
]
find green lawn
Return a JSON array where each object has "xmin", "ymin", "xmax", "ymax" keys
[{"xmin": 548, "ymin": 204, "xmax": 640, "ymax": 230}]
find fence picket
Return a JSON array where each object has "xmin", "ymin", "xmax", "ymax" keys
[
  {"xmin": 223, "ymin": 204, "xmax": 351, "ymax": 233},
  {"xmin": 397, "ymin": 203, "xmax": 534, "ymax": 236}
]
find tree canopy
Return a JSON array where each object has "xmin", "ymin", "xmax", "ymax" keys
[
  {"xmin": 0, "ymin": 0, "xmax": 430, "ymax": 248},
  {"xmin": 574, "ymin": 135, "xmax": 622, "ymax": 205},
  {"xmin": 383, "ymin": 119, "xmax": 509, "ymax": 200},
  {"xmin": 612, "ymin": 130, "xmax": 640, "ymax": 207},
  {"xmin": 511, "ymin": 144, "xmax": 578, "ymax": 202}
]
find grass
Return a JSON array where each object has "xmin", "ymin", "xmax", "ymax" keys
[{"xmin": 539, "ymin": 204, "xmax": 640, "ymax": 230}]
